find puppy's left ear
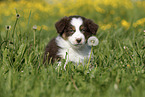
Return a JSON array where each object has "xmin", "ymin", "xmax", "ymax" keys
[
  {"xmin": 55, "ymin": 16, "xmax": 69, "ymax": 35},
  {"xmin": 85, "ymin": 19, "xmax": 99, "ymax": 35}
]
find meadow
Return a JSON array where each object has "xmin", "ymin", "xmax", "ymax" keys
[{"xmin": 0, "ymin": 0, "xmax": 145, "ymax": 97}]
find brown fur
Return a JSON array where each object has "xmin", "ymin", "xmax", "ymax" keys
[{"xmin": 43, "ymin": 38, "xmax": 61, "ymax": 64}]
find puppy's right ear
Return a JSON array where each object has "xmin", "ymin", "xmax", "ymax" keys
[{"xmin": 55, "ymin": 17, "xmax": 69, "ymax": 35}]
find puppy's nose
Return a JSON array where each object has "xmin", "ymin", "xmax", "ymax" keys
[{"xmin": 76, "ymin": 38, "xmax": 82, "ymax": 43}]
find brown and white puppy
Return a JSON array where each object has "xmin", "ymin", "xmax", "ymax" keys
[{"xmin": 43, "ymin": 15, "xmax": 99, "ymax": 65}]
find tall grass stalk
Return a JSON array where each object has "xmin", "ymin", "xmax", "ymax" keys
[
  {"xmin": 6, "ymin": 30, "xmax": 8, "ymax": 41},
  {"xmin": 33, "ymin": 29, "xmax": 36, "ymax": 50},
  {"xmin": 12, "ymin": 17, "xmax": 18, "ymax": 47},
  {"xmin": 87, "ymin": 47, "xmax": 93, "ymax": 69}
]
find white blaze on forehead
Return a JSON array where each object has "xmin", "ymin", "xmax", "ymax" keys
[
  {"xmin": 68, "ymin": 17, "xmax": 86, "ymax": 46},
  {"xmin": 70, "ymin": 18, "xmax": 83, "ymax": 28}
]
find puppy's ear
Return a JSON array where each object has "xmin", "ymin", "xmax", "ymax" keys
[
  {"xmin": 55, "ymin": 17, "xmax": 69, "ymax": 35},
  {"xmin": 85, "ymin": 19, "xmax": 99, "ymax": 35}
]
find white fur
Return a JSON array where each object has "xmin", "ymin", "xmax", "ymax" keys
[
  {"xmin": 56, "ymin": 36, "xmax": 91, "ymax": 65},
  {"xmin": 68, "ymin": 18, "xmax": 86, "ymax": 46}
]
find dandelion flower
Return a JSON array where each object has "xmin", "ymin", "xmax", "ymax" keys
[
  {"xmin": 33, "ymin": 25, "xmax": 37, "ymax": 30},
  {"xmin": 16, "ymin": 14, "xmax": 20, "ymax": 18},
  {"xmin": 5, "ymin": 25, "xmax": 11, "ymax": 30},
  {"xmin": 87, "ymin": 36, "xmax": 99, "ymax": 46}
]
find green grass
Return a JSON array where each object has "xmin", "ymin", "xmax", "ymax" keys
[{"xmin": 0, "ymin": 1, "xmax": 145, "ymax": 97}]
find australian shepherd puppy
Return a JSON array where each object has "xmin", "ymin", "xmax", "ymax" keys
[{"xmin": 43, "ymin": 15, "xmax": 99, "ymax": 65}]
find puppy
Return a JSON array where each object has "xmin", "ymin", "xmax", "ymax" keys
[{"xmin": 43, "ymin": 15, "xmax": 99, "ymax": 65}]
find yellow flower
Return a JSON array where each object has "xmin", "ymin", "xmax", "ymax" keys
[
  {"xmin": 121, "ymin": 20, "xmax": 130, "ymax": 29},
  {"xmin": 133, "ymin": 18, "xmax": 145, "ymax": 27}
]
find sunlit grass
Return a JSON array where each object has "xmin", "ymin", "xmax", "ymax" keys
[{"xmin": 0, "ymin": 0, "xmax": 145, "ymax": 97}]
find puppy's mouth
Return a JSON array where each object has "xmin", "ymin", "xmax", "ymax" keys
[
  {"xmin": 73, "ymin": 43, "xmax": 83, "ymax": 46},
  {"xmin": 70, "ymin": 42, "xmax": 85, "ymax": 47}
]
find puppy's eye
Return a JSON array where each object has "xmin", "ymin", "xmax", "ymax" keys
[
  {"xmin": 81, "ymin": 29, "xmax": 86, "ymax": 33},
  {"xmin": 69, "ymin": 30, "xmax": 75, "ymax": 33}
]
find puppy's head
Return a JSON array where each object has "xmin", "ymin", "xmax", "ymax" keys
[{"xmin": 55, "ymin": 15, "xmax": 99, "ymax": 48}]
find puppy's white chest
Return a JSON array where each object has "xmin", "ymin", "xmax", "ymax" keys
[
  {"xmin": 58, "ymin": 46, "xmax": 91, "ymax": 64},
  {"xmin": 56, "ymin": 36, "xmax": 92, "ymax": 64}
]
